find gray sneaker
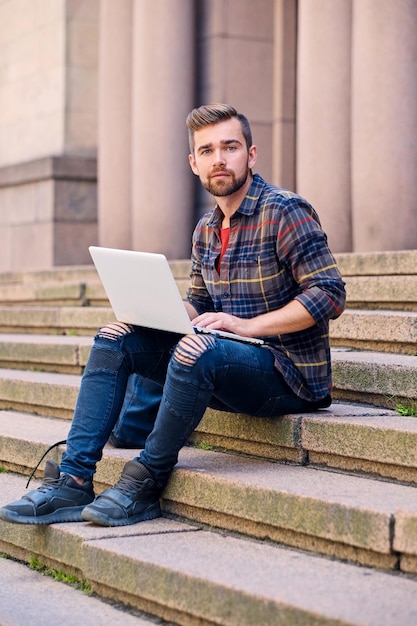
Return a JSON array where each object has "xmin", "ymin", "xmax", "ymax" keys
[
  {"xmin": 0, "ymin": 459, "xmax": 95, "ymax": 525},
  {"xmin": 82, "ymin": 460, "xmax": 161, "ymax": 527}
]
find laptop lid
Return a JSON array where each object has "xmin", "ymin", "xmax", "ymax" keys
[{"xmin": 89, "ymin": 246, "xmax": 194, "ymax": 335}]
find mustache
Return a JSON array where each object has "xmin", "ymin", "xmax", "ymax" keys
[{"xmin": 209, "ymin": 167, "xmax": 233, "ymax": 176}]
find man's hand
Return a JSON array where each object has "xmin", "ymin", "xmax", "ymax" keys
[
  {"xmin": 192, "ymin": 312, "xmax": 256, "ymax": 337},
  {"xmin": 193, "ymin": 300, "xmax": 316, "ymax": 338}
]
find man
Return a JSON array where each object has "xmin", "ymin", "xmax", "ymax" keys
[{"xmin": 0, "ymin": 103, "xmax": 346, "ymax": 527}]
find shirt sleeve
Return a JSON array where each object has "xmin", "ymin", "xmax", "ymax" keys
[
  {"xmin": 185, "ymin": 225, "xmax": 215, "ymax": 315},
  {"xmin": 277, "ymin": 196, "xmax": 346, "ymax": 326}
]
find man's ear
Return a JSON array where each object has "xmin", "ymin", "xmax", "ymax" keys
[
  {"xmin": 188, "ymin": 153, "xmax": 199, "ymax": 176},
  {"xmin": 248, "ymin": 145, "xmax": 257, "ymax": 169}
]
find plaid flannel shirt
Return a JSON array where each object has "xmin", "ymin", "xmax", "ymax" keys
[{"xmin": 186, "ymin": 174, "xmax": 346, "ymax": 402}]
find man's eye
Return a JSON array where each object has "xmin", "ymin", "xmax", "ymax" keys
[
  {"xmin": 227, "ymin": 146, "xmax": 236, "ymax": 151},
  {"xmin": 202, "ymin": 149, "xmax": 211, "ymax": 155}
]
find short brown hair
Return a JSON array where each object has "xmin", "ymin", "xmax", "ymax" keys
[{"xmin": 186, "ymin": 103, "xmax": 253, "ymax": 153}]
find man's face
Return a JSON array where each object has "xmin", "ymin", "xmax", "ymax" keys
[{"xmin": 189, "ymin": 118, "xmax": 257, "ymax": 197}]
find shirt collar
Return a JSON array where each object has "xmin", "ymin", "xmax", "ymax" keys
[{"xmin": 208, "ymin": 173, "xmax": 266, "ymax": 226}]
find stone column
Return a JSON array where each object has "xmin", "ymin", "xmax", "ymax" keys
[
  {"xmin": 272, "ymin": 0, "xmax": 297, "ymax": 191},
  {"xmin": 97, "ymin": 0, "xmax": 133, "ymax": 249},
  {"xmin": 352, "ymin": 0, "xmax": 417, "ymax": 251},
  {"xmin": 297, "ymin": 0, "xmax": 353, "ymax": 252},
  {"xmin": 131, "ymin": 0, "xmax": 195, "ymax": 258}
]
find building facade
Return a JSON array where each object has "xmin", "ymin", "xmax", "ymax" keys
[{"xmin": 0, "ymin": 0, "xmax": 416, "ymax": 271}]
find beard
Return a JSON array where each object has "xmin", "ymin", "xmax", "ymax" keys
[{"xmin": 202, "ymin": 167, "xmax": 249, "ymax": 197}]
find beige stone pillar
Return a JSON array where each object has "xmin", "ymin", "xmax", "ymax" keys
[
  {"xmin": 97, "ymin": 0, "xmax": 133, "ymax": 249},
  {"xmin": 297, "ymin": 0, "xmax": 353, "ymax": 252},
  {"xmin": 196, "ymin": 0, "xmax": 274, "ymax": 208},
  {"xmin": 272, "ymin": 0, "xmax": 297, "ymax": 191},
  {"xmin": 131, "ymin": 0, "xmax": 195, "ymax": 258},
  {"xmin": 352, "ymin": 0, "xmax": 417, "ymax": 251}
]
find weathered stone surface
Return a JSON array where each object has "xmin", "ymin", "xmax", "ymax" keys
[
  {"xmin": 331, "ymin": 350, "xmax": 417, "ymax": 405},
  {"xmin": 0, "ymin": 253, "xmax": 416, "ymax": 622},
  {"xmin": 335, "ymin": 250, "xmax": 417, "ymax": 276},
  {"xmin": 394, "ymin": 510, "xmax": 417, "ymax": 556},
  {"xmin": 0, "ymin": 371, "xmax": 79, "ymax": 419},
  {"xmin": 343, "ymin": 276, "xmax": 417, "ymax": 309},
  {"xmin": 0, "ymin": 557, "xmax": 154, "ymax": 626},
  {"xmin": 302, "ymin": 407, "xmax": 417, "ymax": 464},
  {"xmin": 2, "ymin": 471, "xmax": 417, "ymax": 626},
  {"xmin": 331, "ymin": 311, "xmax": 417, "ymax": 352},
  {"xmin": 2, "ymin": 418, "xmax": 417, "ymax": 571},
  {"xmin": 191, "ymin": 408, "xmax": 303, "ymax": 462}
]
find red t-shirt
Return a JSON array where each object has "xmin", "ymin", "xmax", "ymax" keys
[{"xmin": 217, "ymin": 227, "xmax": 230, "ymax": 272}]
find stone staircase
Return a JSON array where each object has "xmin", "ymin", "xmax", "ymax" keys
[{"xmin": 0, "ymin": 250, "xmax": 416, "ymax": 625}]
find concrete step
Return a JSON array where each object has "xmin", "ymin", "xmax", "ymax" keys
[
  {"xmin": 0, "ymin": 369, "xmax": 80, "ymax": 419},
  {"xmin": 7, "ymin": 470, "xmax": 417, "ymax": 625},
  {"xmin": 343, "ymin": 276, "xmax": 417, "ymax": 311},
  {"xmin": 331, "ymin": 348, "xmax": 417, "ymax": 408},
  {"xmin": 343, "ymin": 275, "xmax": 417, "ymax": 311},
  {"xmin": 0, "ymin": 277, "xmax": 191, "ymax": 308},
  {"xmin": 0, "ymin": 363, "xmax": 416, "ymax": 484},
  {"xmin": 0, "ymin": 249, "xmax": 414, "ymax": 286},
  {"xmin": 336, "ymin": 250, "xmax": 417, "ymax": 312},
  {"xmin": 0, "ymin": 251, "xmax": 415, "ymax": 624},
  {"xmin": 330, "ymin": 309, "xmax": 417, "ymax": 354},
  {"xmin": 0, "ymin": 261, "xmax": 191, "ymax": 307},
  {"xmin": 1, "ymin": 473, "xmax": 417, "ymax": 625},
  {"xmin": 0, "ymin": 305, "xmax": 415, "ymax": 357},
  {"xmin": 0, "ymin": 556, "xmax": 155, "ymax": 626},
  {"xmin": 1, "ymin": 419, "xmax": 417, "ymax": 574},
  {"xmin": 0, "ymin": 333, "xmax": 414, "ymax": 410},
  {"xmin": 192, "ymin": 402, "xmax": 417, "ymax": 485},
  {"xmin": 0, "ymin": 305, "xmax": 114, "ymax": 335},
  {"xmin": 0, "ymin": 253, "xmax": 416, "ymax": 354},
  {"xmin": 0, "ymin": 260, "xmax": 191, "ymax": 286},
  {"xmin": 0, "ymin": 281, "xmax": 90, "ymax": 307},
  {"xmin": 0, "ymin": 253, "xmax": 416, "ymax": 312},
  {"xmin": 0, "ymin": 333, "xmax": 93, "ymax": 373},
  {"xmin": 0, "ymin": 272, "xmax": 416, "ymax": 311},
  {"xmin": 335, "ymin": 249, "xmax": 417, "ymax": 276},
  {"xmin": 0, "ymin": 265, "xmax": 99, "ymax": 285}
]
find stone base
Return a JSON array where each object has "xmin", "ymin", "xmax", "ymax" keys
[{"xmin": 0, "ymin": 155, "xmax": 97, "ymax": 271}]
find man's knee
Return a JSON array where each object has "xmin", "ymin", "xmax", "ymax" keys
[
  {"xmin": 96, "ymin": 322, "xmax": 134, "ymax": 341},
  {"xmin": 85, "ymin": 323, "xmax": 135, "ymax": 372},
  {"xmin": 172, "ymin": 334, "xmax": 216, "ymax": 367}
]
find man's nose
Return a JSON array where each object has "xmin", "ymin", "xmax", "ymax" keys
[{"xmin": 212, "ymin": 149, "xmax": 226, "ymax": 165}]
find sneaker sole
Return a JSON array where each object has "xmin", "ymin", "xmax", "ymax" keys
[
  {"xmin": 81, "ymin": 502, "xmax": 161, "ymax": 527},
  {"xmin": 0, "ymin": 505, "xmax": 87, "ymax": 525}
]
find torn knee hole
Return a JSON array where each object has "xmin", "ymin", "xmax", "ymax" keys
[
  {"xmin": 97, "ymin": 322, "xmax": 134, "ymax": 341},
  {"xmin": 173, "ymin": 334, "xmax": 215, "ymax": 366}
]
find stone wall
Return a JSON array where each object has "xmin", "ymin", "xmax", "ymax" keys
[
  {"xmin": 0, "ymin": 156, "xmax": 97, "ymax": 269},
  {"xmin": 0, "ymin": 0, "xmax": 416, "ymax": 271},
  {"xmin": 0, "ymin": 0, "xmax": 99, "ymax": 270}
]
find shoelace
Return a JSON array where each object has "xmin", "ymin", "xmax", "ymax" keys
[
  {"xmin": 112, "ymin": 472, "xmax": 138, "ymax": 495},
  {"xmin": 25, "ymin": 439, "xmax": 67, "ymax": 489},
  {"xmin": 36, "ymin": 473, "xmax": 67, "ymax": 493}
]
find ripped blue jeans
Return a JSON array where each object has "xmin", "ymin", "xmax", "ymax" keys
[{"xmin": 61, "ymin": 323, "xmax": 318, "ymax": 488}]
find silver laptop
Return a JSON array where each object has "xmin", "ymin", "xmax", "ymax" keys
[{"xmin": 89, "ymin": 246, "xmax": 264, "ymax": 346}]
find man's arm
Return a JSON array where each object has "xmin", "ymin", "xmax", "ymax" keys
[
  {"xmin": 184, "ymin": 300, "xmax": 199, "ymax": 321},
  {"xmin": 192, "ymin": 299, "xmax": 315, "ymax": 338}
]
